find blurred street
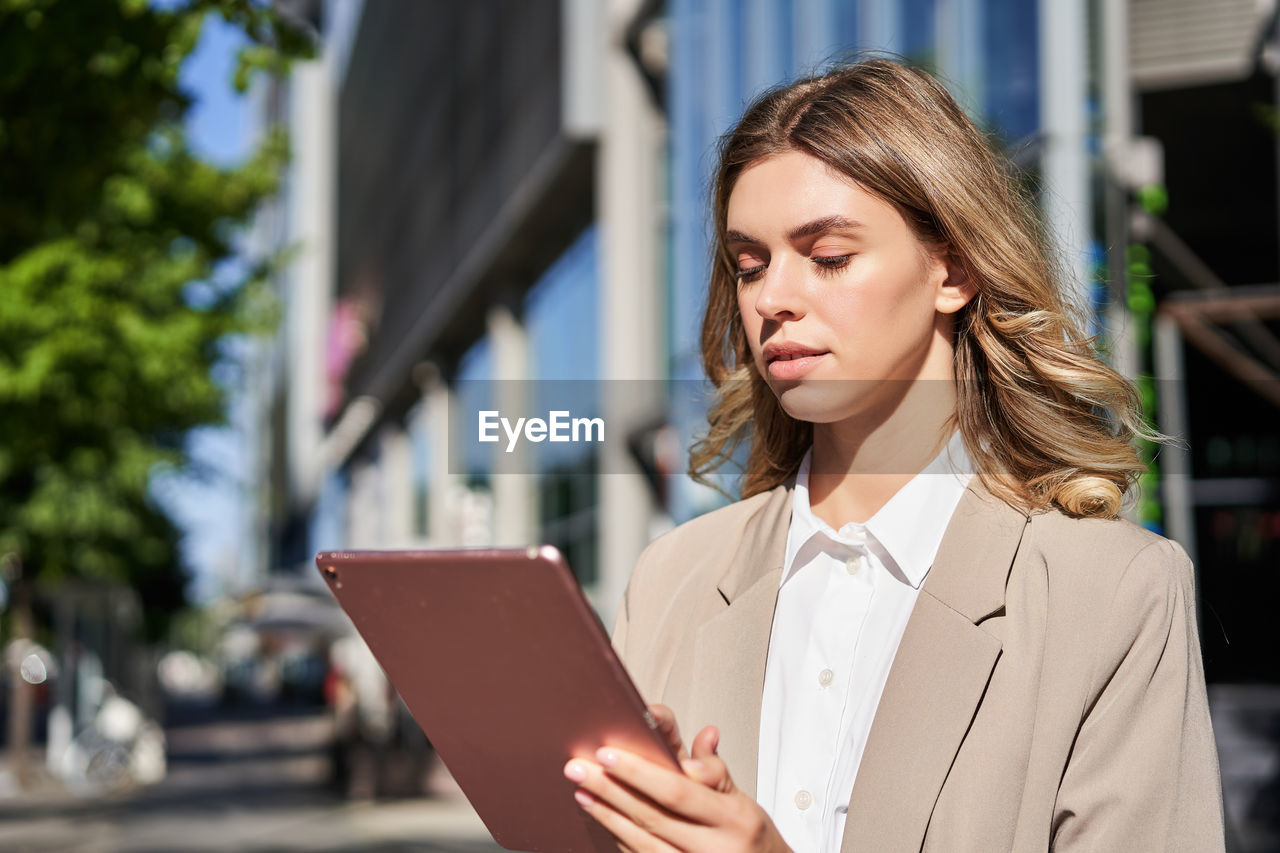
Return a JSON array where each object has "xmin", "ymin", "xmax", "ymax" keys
[
  {"xmin": 0, "ymin": 702, "xmax": 504, "ymax": 853},
  {"xmin": 2, "ymin": 1, "xmax": 1279, "ymax": 850}
]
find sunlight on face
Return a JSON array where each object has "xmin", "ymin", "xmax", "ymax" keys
[{"xmin": 728, "ymin": 149, "xmax": 958, "ymax": 425}]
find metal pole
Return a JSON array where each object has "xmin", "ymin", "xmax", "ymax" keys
[
  {"xmin": 1101, "ymin": 0, "xmax": 1145, "ymax": 526},
  {"xmin": 1102, "ymin": 0, "xmax": 1140, "ymax": 383},
  {"xmin": 598, "ymin": 0, "xmax": 665, "ymax": 622},
  {"xmin": 1153, "ymin": 313, "xmax": 1201, "ymax": 632},
  {"xmin": 1038, "ymin": 0, "xmax": 1093, "ymax": 318}
]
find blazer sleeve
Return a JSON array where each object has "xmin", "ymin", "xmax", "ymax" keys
[
  {"xmin": 1051, "ymin": 538, "xmax": 1226, "ymax": 852},
  {"xmin": 611, "ymin": 578, "xmax": 632, "ymax": 660},
  {"xmin": 611, "ymin": 536, "xmax": 656, "ymax": 665}
]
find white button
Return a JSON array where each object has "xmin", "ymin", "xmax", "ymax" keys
[
  {"xmin": 795, "ymin": 789, "xmax": 813, "ymax": 810},
  {"xmin": 845, "ymin": 554, "xmax": 865, "ymax": 575},
  {"xmin": 818, "ymin": 668, "xmax": 834, "ymax": 687},
  {"xmin": 838, "ymin": 523, "xmax": 866, "ymax": 542}
]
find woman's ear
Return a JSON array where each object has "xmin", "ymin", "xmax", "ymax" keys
[{"xmin": 934, "ymin": 250, "xmax": 976, "ymax": 315}]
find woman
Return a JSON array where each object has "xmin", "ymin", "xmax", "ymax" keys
[{"xmin": 563, "ymin": 57, "xmax": 1225, "ymax": 852}]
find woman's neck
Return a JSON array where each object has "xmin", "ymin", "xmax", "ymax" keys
[{"xmin": 807, "ymin": 378, "xmax": 958, "ymax": 527}]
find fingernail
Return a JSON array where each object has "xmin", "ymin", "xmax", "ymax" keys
[
  {"xmin": 564, "ymin": 761, "xmax": 588, "ymax": 782},
  {"xmin": 574, "ymin": 789, "xmax": 594, "ymax": 808},
  {"xmin": 596, "ymin": 748, "xmax": 619, "ymax": 767}
]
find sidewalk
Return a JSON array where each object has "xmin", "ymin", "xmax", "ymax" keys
[
  {"xmin": 1211, "ymin": 683, "xmax": 1280, "ymax": 853},
  {"xmin": 0, "ymin": 747, "xmax": 74, "ymax": 806},
  {"xmin": 0, "ymin": 717, "xmax": 503, "ymax": 852}
]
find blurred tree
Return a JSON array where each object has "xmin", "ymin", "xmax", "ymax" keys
[
  {"xmin": 0, "ymin": 1, "xmax": 312, "ymax": 643},
  {"xmin": 0, "ymin": 0, "xmax": 313, "ymax": 788}
]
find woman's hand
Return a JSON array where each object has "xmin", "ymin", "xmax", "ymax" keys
[
  {"xmin": 648, "ymin": 704, "xmax": 690, "ymax": 763},
  {"xmin": 563, "ymin": 710, "xmax": 792, "ymax": 853}
]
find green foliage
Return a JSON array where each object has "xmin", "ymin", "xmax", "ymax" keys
[
  {"xmin": 0, "ymin": 0, "xmax": 313, "ymax": 639},
  {"xmin": 1124, "ymin": 240, "xmax": 1163, "ymax": 531},
  {"xmin": 167, "ymin": 601, "xmax": 224, "ymax": 655},
  {"xmin": 1136, "ymin": 184, "xmax": 1168, "ymax": 217}
]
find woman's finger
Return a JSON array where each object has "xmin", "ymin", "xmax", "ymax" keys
[
  {"xmin": 573, "ymin": 787, "xmax": 681, "ymax": 853},
  {"xmin": 647, "ymin": 704, "xmax": 689, "ymax": 762},
  {"xmin": 689, "ymin": 724, "xmax": 719, "ymax": 760},
  {"xmin": 567, "ymin": 757, "xmax": 700, "ymax": 847},
  {"xmin": 592, "ymin": 747, "xmax": 725, "ymax": 825},
  {"xmin": 680, "ymin": 756, "xmax": 720, "ymax": 788},
  {"xmin": 590, "ymin": 748, "xmax": 780, "ymax": 851},
  {"xmin": 687, "ymin": 725, "xmax": 734, "ymax": 793}
]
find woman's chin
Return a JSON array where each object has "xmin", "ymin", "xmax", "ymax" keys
[{"xmin": 772, "ymin": 383, "xmax": 868, "ymax": 424}]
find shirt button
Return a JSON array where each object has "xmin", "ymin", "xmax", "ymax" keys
[
  {"xmin": 818, "ymin": 668, "xmax": 834, "ymax": 687},
  {"xmin": 845, "ymin": 554, "xmax": 865, "ymax": 575},
  {"xmin": 795, "ymin": 789, "xmax": 813, "ymax": 810},
  {"xmin": 838, "ymin": 522, "xmax": 865, "ymax": 542}
]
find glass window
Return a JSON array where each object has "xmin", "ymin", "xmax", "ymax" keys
[
  {"xmin": 523, "ymin": 226, "xmax": 602, "ymax": 584},
  {"xmin": 902, "ymin": 0, "xmax": 938, "ymax": 69},
  {"xmin": 525, "ymin": 226, "xmax": 600, "ymax": 382},
  {"xmin": 408, "ymin": 403, "xmax": 431, "ymax": 539},
  {"xmin": 836, "ymin": 0, "xmax": 860, "ymax": 48},
  {"xmin": 981, "ymin": 0, "xmax": 1039, "ymax": 142},
  {"xmin": 310, "ymin": 469, "xmax": 350, "ymax": 553},
  {"xmin": 455, "ymin": 336, "xmax": 494, "ymax": 487}
]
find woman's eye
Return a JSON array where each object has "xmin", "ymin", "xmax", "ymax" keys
[
  {"xmin": 735, "ymin": 265, "xmax": 767, "ymax": 282},
  {"xmin": 812, "ymin": 254, "xmax": 853, "ymax": 275}
]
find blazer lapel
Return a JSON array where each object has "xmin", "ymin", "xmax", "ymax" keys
[
  {"xmin": 687, "ymin": 483, "xmax": 792, "ymax": 800},
  {"xmin": 841, "ymin": 482, "xmax": 1029, "ymax": 852}
]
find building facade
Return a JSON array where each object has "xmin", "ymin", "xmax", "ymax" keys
[{"xmin": 251, "ymin": 2, "xmax": 1280, "ymax": 843}]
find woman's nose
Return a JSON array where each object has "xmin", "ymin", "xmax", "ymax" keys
[{"xmin": 753, "ymin": 256, "xmax": 806, "ymax": 321}]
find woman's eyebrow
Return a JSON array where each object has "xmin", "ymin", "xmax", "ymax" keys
[
  {"xmin": 787, "ymin": 215, "xmax": 863, "ymax": 240},
  {"xmin": 725, "ymin": 216, "xmax": 863, "ymax": 247}
]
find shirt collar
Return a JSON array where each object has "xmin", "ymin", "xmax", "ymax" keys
[{"xmin": 783, "ymin": 430, "xmax": 974, "ymax": 590}]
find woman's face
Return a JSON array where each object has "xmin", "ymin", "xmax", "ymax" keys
[{"xmin": 728, "ymin": 149, "xmax": 971, "ymax": 425}]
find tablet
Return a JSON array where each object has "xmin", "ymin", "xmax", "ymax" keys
[{"xmin": 315, "ymin": 546, "xmax": 679, "ymax": 852}]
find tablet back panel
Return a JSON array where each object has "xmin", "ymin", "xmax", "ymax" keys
[{"xmin": 316, "ymin": 546, "xmax": 674, "ymax": 852}]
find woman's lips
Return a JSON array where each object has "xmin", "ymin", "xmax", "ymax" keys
[{"xmin": 766, "ymin": 351, "xmax": 828, "ymax": 381}]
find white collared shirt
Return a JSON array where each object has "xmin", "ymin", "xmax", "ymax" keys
[{"xmin": 756, "ymin": 430, "xmax": 974, "ymax": 853}]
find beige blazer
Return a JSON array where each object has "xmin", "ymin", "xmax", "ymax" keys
[{"xmin": 612, "ymin": 479, "xmax": 1226, "ymax": 852}]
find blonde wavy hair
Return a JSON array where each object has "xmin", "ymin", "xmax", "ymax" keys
[{"xmin": 690, "ymin": 56, "xmax": 1152, "ymax": 518}]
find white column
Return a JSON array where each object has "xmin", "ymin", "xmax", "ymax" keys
[
  {"xmin": 1101, "ymin": 0, "xmax": 1140, "ymax": 382},
  {"xmin": 1038, "ymin": 0, "xmax": 1093, "ymax": 320},
  {"xmin": 1154, "ymin": 314, "xmax": 1199, "ymax": 627},
  {"xmin": 1100, "ymin": 0, "xmax": 1142, "ymax": 525},
  {"xmin": 346, "ymin": 459, "xmax": 378, "ymax": 549},
  {"xmin": 285, "ymin": 56, "xmax": 336, "ymax": 510},
  {"xmin": 377, "ymin": 425, "xmax": 415, "ymax": 548},
  {"xmin": 416, "ymin": 362, "xmax": 463, "ymax": 547},
  {"xmin": 597, "ymin": 0, "xmax": 666, "ymax": 623},
  {"xmin": 489, "ymin": 298, "xmax": 538, "ymax": 546}
]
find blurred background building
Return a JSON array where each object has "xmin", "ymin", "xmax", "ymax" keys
[{"xmin": 240, "ymin": 0, "xmax": 1280, "ymax": 847}]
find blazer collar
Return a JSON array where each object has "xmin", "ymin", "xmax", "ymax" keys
[
  {"xmin": 688, "ymin": 476, "xmax": 1029, "ymax": 849},
  {"xmin": 715, "ymin": 481, "xmax": 795, "ymax": 604},
  {"xmin": 685, "ymin": 482, "xmax": 793, "ymax": 798},
  {"xmin": 842, "ymin": 478, "xmax": 1028, "ymax": 851},
  {"xmin": 919, "ymin": 477, "xmax": 1030, "ymax": 622},
  {"xmin": 711, "ymin": 471, "xmax": 1025, "ymax": 621}
]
